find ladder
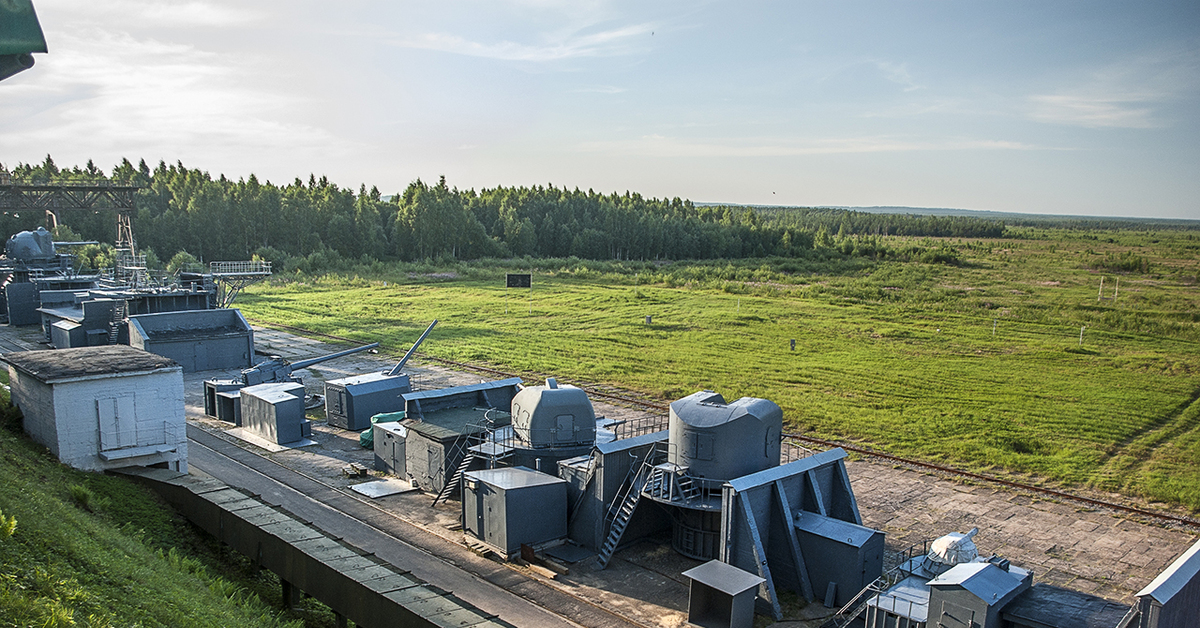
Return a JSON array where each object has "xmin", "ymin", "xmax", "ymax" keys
[
  {"xmin": 432, "ymin": 445, "xmax": 476, "ymax": 507},
  {"xmin": 596, "ymin": 459, "xmax": 651, "ymax": 569},
  {"xmin": 676, "ymin": 471, "xmax": 702, "ymax": 503},
  {"xmin": 828, "ymin": 575, "xmax": 889, "ymax": 628},
  {"xmin": 108, "ymin": 300, "xmax": 127, "ymax": 344}
]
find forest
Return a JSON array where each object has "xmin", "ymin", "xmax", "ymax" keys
[{"xmin": 2, "ymin": 156, "xmax": 1022, "ymax": 272}]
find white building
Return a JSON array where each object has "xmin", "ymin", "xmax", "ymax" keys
[{"xmin": 3, "ymin": 345, "xmax": 187, "ymax": 472}]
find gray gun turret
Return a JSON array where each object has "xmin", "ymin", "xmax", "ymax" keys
[{"xmin": 241, "ymin": 342, "xmax": 380, "ymax": 386}]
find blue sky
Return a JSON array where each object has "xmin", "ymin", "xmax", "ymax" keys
[{"xmin": 3, "ymin": 1, "xmax": 1198, "ymax": 218}]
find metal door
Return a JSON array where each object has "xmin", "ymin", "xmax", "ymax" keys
[
  {"xmin": 97, "ymin": 394, "xmax": 137, "ymax": 450},
  {"xmin": 937, "ymin": 601, "xmax": 974, "ymax": 628}
]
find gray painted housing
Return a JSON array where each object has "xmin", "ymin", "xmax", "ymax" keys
[
  {"xmin": 510, "ymin": 381, "xmax": 596, "ymax": 448},
  {"xmin": 462, "ymin": 466, "xmax": 567, "ymax": 556},
  {"xmin": 240, "ymin": 382, "xmax": 309, "ymax": 445},
  {"xmin": 1134, "ymin": 539, "xmax": 1200, "ymax": 628},
  {"xmin": 324, "ymin": 371, "xmax": 411, "ymax": 431},
  {"xmin": 127, "ymin": 308, "xmax": 254, "ymax": 372},
  {"xmin": 927, "ymin": 562, "xmax": 1032, "ymax": 628},
  {"xmin": 668, "ymin": 390, "xmax": 782, "ymax": 482}
]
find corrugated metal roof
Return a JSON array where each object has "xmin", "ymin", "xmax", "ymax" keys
[
  {"xmin": 2, "ymin": 346, "xmax": 179, "ymax": 382},
  {"xmin": 928, "ymin": 562, "xmax": 1024, "ymax": 603},
  {"xmin": 1136, "ymin": 538, "xmax": 1200, "ymax": 604}
]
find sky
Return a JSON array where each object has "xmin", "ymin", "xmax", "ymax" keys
[{"xmin": 2, "ymin": 1, "xmax": 1198, "ymax": 219}]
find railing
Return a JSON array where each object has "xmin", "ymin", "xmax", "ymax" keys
[{"xmin": 210, "ymin": 260, "xmax": 272, "ymax": 275}]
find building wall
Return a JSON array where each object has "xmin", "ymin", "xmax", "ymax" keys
[
  {"xmin": 8, "ymin": 366, "xmax": 59, "ymax": 456},
  {"xmin": 18, "ymin": 369, "xmax": 187, "ymax": 473}
]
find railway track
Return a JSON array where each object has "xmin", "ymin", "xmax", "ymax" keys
[{"xmin": 248, "ymin": 318, "xmax": 1200, "ymax": 531}]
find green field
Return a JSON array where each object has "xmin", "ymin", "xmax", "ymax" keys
[{"xmin": 238, "ymin": 229, "xmax": 1200, "ymax": 511}]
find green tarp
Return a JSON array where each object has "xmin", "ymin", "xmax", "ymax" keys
[{"xmin": 0, "ymin": 0, "xmax": 48, "ymax": 56}]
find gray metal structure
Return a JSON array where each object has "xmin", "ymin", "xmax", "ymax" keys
[
  {"xmin": 462, "ymin": 466, "xmax": 568, "ymax": 556},
  {"xmin": 1001, "ymin": 583, "xmax": 1130, "ymax": 628},
  {"xmin": 324, "ymin": 320, "xmax": 436, "ymax": 431},
  {"xmin": 203, "ymin": 341, "xmax": 379, "ymax": 417},
  {"xmin": 374, "ymin": 421, "xmax": 407, "ymax": 476},
  {"xmin": 511, "ymin": 378, "xmax": 596, "ymax": 448},
  {"xmin": 682, "ymin": 560, "xmax": 765, "ymax": 628},
  {"xmin": 127, "ymin": 309, "xmax": 254, "ymax": 372},
  {"xmin": 719, "ymin": 448, "xmax": 881, "ymax": 619},
  {"xmin": 1128, "ymin": 539, "xmax": 1200, "ymax": 628},
  {"xmin": 240, "ymin": 382, "xmax": 310, "ymax": 445},
  {"xmin": 558, "ymin": 430, "xmax": 672, "ymax": 554},
  {"xmin": 401, "ymin": 379, "xmax": 522, "ymax": 495},
  {"xmin": 926, "ymin": 562, "xmax": 1031, "ymax": 628},
  {"xmin": 668, "ymin": 390, "xmax": 782, "ymax": 482}
]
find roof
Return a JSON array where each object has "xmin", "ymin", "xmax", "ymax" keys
[
  {"xmin": 595, "ymin": 429, "xmax": 668, "ymax": 455},
  {"xmin": 402, "ymin": 377, "xmax": 522, "ymax": 402},
  {"xmin": 2, "ymin": 346, "xmax": 179, "ymax": 382},
  {"xmin": 726, "ymin": 448, "xmax": 847, "ymax": 493},
  {"xmin": 928, "ymin": 562, "xmax": 1026, "ymax": 604},
  {"xmin": 868, "ymin": 575, "xmax": 930, "ymax": 622},
  {"xmin": 793, "ymin": 510, "xmax": 880, "ymax": 547},
  {"xmin": 1002, "ymin": 583, "xmax": 1130, "ymax": 628},
  {"xmin": 1137, "ymin": 538, "xmax": 1200, "ymax": 604},
  {"xmin": 681, "ymin": 560, "xmax": 765, "ymax": 596},
  {"xmin": 464, "ymin": 467, "xmax": 566, "ymax": 491}
]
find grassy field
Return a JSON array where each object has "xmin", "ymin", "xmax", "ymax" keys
[
  {"xmin": 238, "ymin": 229, "xmax": 1200, "ymax": 511},
  {"xmin": 0, "ymin": 379, "xmax": 344, "ymax": 627}
]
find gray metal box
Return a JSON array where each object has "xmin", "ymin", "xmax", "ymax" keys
[
  {"xmin": 462, "ymin": 467, "xmax": 568, "ymax": 556},
  {"xmin": 373, "ymin": 421, "xmax": 407, "ymax": 476},
  {"xmin": 793, "ymin": 511, "xmax": 885, "ymax": 608},
  {"xmin": 215, "ymin": 390, "xmax": 242, "ymax": 425},
  {"xmin": 324, "ymin": 371, "xmax": 410, "ymax": 431},
  {"xmin": 241, "ymin": 382, "xmax": 310, "ymax": 445}
]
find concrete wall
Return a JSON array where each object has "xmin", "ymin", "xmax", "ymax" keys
[{"xmin": 8, "ymin": 366, "xmax": 58, "ymax": 456}]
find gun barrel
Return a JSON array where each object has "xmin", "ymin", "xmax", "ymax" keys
[
  {"xmin": 389, "ymin": 319, "xmax": 437, "ymax": 376},
  {"xmin": 290, "ymin": 342, "xmax": 380, "ymax": 371}
]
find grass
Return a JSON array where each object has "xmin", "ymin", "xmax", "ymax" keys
[
  {"xmin": 237, "ymin": 229, "xmax": 1200, "ymax": 511},
  {"xmin": 0, "ymin": 377, "xmax": 345, "ymax": 627}
]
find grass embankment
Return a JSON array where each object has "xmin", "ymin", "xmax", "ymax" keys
[
  {"xmin": 0, "ymin": 381, "xmax": 339, "ymax": 627},
  {"xmin": 238, "ymin": 229, "xmax": 1200, "ymax": 511}
]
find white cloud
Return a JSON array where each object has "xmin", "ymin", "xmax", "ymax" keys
[
  {"xmin": 1027, "ymin": 93, "xmax": 1158, "ymax": 129},
  {"xmin": 1025, "ymin": 48, "xmax": 1200, "ymax": 129},
  {"xmin": 394, "ymin": 22, "xmax": 654, "ymax": 62},
  {"xmin": 578, "ymin": 134, "xmax": 1041, "ymax": 157},
  {"xmin": 0, "ymin": 26, "xmax": 343, "ymax": 165}
]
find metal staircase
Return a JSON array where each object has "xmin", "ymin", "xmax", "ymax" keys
[
  {"xmin": 432, "ymin": 439, "xmax": 479, "ymax": 507},
  {"xmin": 108, "ymin": 300, "xmax": 126, "ymax": 344},
  {"xmin": 596, "ymin": 458, "xmax": 652, "ymax": 569}
]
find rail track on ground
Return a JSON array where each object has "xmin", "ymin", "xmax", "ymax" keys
[{"xmin": 248, "ymin": 318, "xmax": 1200, "ymax": 532}]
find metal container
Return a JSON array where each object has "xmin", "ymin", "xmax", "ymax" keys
[
  {"xmin": 668, "ymin": 390, "xmax": 782, "ymax": 481},
  {"xmin": 240, "ymin": 382, "xmax": 309, "ymax": 444},
  {"xmin": 462, "ymin": 467, "xmax": 567, "ymax": 556},
  {"xmin": 325, "ymin": 371, "xmax": 410, "ymax": 431},
  {"xmin": 373, "ymin": 421, "xmax": 407, "ymax": 476},
  {"xmin": 510, "ymin": 378, "xmax": 596, "ymax": 449}
]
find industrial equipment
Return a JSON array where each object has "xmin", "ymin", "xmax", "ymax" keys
[
  {"xmin": 203, "ymin": 341, "xmax": 379, "ymax": 418},
  {"xmin": 324, "ymin": 320, "xmax": 436, "ymax": 431},
  {"xmin": 0, "ymin": 0, "xmax": 47, "ymax": 82}
]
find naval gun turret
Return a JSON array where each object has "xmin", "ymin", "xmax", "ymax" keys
[{"xmin": 204, "ymin": 341, "xmax": 379, "ymax": 421}]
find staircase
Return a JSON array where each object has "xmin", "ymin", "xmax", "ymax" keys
[
  {"xmin": 826, "ymin": 575, "xmax": 890, "ymax": 628},
  {"xmin": 432, "ymin": 445, "xmax": 477, "ymax": 507},
  {"xmin": 108, "ymin": 300, "xmax": 127, "ymax": 344},
  {"xmin": 596, "ymin": 460, "xmax": 651, "ymax": 569}
]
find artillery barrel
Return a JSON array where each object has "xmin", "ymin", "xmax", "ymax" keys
[
  {"xmin": 388, "ymin": 319, "xmax": 437, "ymax": 376},
  {"xmin": 290, "ymin": 342, "xmax": 380, "ymax": 371}
]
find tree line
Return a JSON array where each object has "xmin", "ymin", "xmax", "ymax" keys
[{"xmin": 5, "ymin": 156, "xmax": 1018, "ymax": 271}]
